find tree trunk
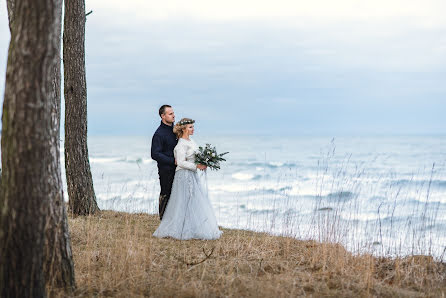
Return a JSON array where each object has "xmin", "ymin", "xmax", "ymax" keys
[
  {"xmin": 43, "ymin": 1, "xmax": 76, "ymax": 291},
  {"xmin": 6, "ymin": 0, "xmax": 15, "ymax": 31},
  {"xmin": 4, "ymin": 0, "xmax": 76, "ymax": 291},
  {"xmin": 63, "ymin": 0, "xmax": 99, "ymax": 216},
  {"xmin": 0, "ymin": 0, "xmax": 71, "ymax": 296}
]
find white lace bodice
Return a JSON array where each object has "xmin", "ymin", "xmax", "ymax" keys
[{"xmin": 174, "ymin": 138, "xmax": 198, "ymax": 172}]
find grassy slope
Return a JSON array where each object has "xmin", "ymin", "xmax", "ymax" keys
[{"xmin": 62, "ymin": 211, "xmax": 446, "ymax": 297}]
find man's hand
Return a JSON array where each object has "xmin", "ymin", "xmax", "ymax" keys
[
  {"xmin": 175, "ymin": 159, "xmax": 177, "ymax": 165},
  {"xmin": 197, "ymin": 164, "xmax": 207, "ymax": 171}
]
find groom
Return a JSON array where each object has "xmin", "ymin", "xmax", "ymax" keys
[{"xmin": 151, "ymin": 105, "xmax": 177, "ymax": 220}]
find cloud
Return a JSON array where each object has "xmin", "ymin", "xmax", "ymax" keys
[
  {"xmin": 88, "ymin": 0, "xmax": 446, "ymax": 23},
  {"xmin": 80, "ymin": 16, "xmax": 446, "ymax": 135},
  {"xmin": 0, "ymin": 1, "xmax": 445, "ymax": 135}
]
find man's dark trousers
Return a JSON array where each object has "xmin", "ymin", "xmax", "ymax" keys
[{"xmin": 158, "ymin": 168, "xmax": 175, "ymax": 219}]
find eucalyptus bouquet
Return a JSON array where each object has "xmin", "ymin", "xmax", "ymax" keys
[{"xmin": 195, "ymin": 144, "xmax": 229, "ymax": 171}]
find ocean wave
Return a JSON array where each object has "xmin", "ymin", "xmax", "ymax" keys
[
  {"xmin": 340, "ymin": 211, "xmax": 381, "ymax": 221},
  {"xmin": 209, "ymin": 183, "xmax": 292, "ymax": 194},
  {"xmin": 326, "ymin": 191, "xmax": 356, "ymax": 200},
  {"xmin": 368, "ymin": 196, "xmax": 388, "ymax": 202},
  {"xmin": 232, "ymin": 161, "xmax": 298, "ymax": 169},
  {"xmin": 232, "ymin": 172, "xmax": 262, "ymax": 181},
  {"xmin": 90, "ymin": 157, "xmax": 124, "ymax": 163},
  {"xmin": 408, "ymin": 194, "xmax": 446, "ymax": 204},
  {"xmin": 97, "ymin": 196, "xmax": 156, "ymax": 213},
  {"xmin": 390, "ymin": 179, "xmax": 446, "ymax": 188},
  {"xmin": 90, "ymin": 156, "xmax": 153, "ymax": 164},
  {"xmin": 96, "ymin": 188, "xmax": 158, "ymax": 200},
  {"xmin": 239, "ymin": 205, "xmax": 277, "ymax": 215},
  {"xmin": 127, "ymin": 157, "xmax": 153, "ymax": 164},
  {"xmin": 258, "ymin": 186, "xmax": 293, "ymax": 194},
  {"xmin": 302, "ymin": 191, "xmax": 356, "ymax": 201}
]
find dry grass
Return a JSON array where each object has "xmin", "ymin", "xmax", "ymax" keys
[{"xmin": 53, "ymin": 210, "xmax": 446, "ymax": 297}]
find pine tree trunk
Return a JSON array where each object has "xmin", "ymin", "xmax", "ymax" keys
[
  {"xmin": 0, "ymin": 0, "xmax": 70, "ymax": 296},
  {"xmin": 63, "ymin": 0, "xmax": 99, "ymax": 216},
  {"xmin": 43, "ymin": 1, "xmax": 76, "ymax": 291},
  {"xmin": 5, "ymin": 0, "xmax": 15, "ymax": 31},
  {"xmin": 3, "ymin": 0, "xmax": 76, "ymax": 291}
]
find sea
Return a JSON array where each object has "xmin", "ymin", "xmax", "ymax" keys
[{"xmin": 61, "ymin": 135, "xmax": 446, "ymax": 259}]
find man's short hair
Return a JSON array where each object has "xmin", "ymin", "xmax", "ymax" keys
[{"xmin": 159, "ymin": 105, "xmax": 172, "ymax": 117}]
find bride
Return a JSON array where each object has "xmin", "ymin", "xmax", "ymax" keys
[{"xmin": 153, "ymin": 118, "xmax": 223, "ymax": 240}]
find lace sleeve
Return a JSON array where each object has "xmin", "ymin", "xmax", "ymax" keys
[{"xmin": 175, "ymin": 143, "xmax": 197, "ymax": 171}]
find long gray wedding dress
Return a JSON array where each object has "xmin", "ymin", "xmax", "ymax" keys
[{"xmin": 153, "ymin": 137, "xmax": 222, "ymax": 240}]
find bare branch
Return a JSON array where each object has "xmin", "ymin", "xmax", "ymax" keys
[{"xmin": 176, "ymin": 247, "xmax": 215, "ymax": 267}]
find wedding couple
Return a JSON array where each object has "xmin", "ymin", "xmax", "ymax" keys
[{"xmin": 151, "ymin": 105, "xmax": 222, "ymax": 240}]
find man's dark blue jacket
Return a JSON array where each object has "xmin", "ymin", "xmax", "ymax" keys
[{"xmin": 151, "ymin": 121, "xmax": 178, "ymax": 171}]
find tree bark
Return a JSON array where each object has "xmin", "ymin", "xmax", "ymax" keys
[
  {"xmin": 4, "ymin": 0, "xmax": 76, "ymax": 291},
  {"xmin": 5, "ymin": 0, "xmax": 15, "ymax": 31},
  {"xmin": 43, "ymin": 1, "xmax": 76, "ymax": 291},
  {"xmin": 64, "ymin": 0, "xmax": 99, "ymax": 216},
  {"xmin": 0, "ymin": 0, "xmax": 73, "ymax": 296}
]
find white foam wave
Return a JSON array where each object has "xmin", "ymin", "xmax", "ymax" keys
[
  {"xmin": 89, "ymin": 156, "xmax": 154, "ymax": 164},
  {"xmin": 232, "ymin": 172, "xmax": 256, "ymax": 181},
  {"xmin": 90, "ymin": 157, "xmax": 122, "ymax": 163},
  {"xmin": 341, "ymin": 212, "xmax": 380, "ymax": 221},
  {"xmin": 209, "ymin": 180, "xmax": 293, "ymax": 194},
  {"xmin": 209, "ymin": 183, "xmax": 259, "ymax": 193},
  {"xmin": 142, "ymin": 158, "xmax": 153, "ymax": 164},
  {"xmin": 97, "ymin": 189, "xmax": 158, "ymax": 200}
]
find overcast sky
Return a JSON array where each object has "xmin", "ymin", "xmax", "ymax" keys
[{"xmin": 1, "ymin": 0, "xmax": 445, "ymax": 136}]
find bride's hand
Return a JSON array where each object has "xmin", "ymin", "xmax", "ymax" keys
[{"xmin": 197, "ymin": 164, "xmax": 207, "ymax": 171}]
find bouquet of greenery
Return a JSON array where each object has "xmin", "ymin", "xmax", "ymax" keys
[{"xmin": 195, "ymin": 144, "xmax": 229, "ymax": 171}]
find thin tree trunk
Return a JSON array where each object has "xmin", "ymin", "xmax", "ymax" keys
[
  {"xmin": 0, "ymin": 0, "xmax": 68, "ymax": 296},
  {"xmin": 43, "ymin": 1, "xmax": 76, "ymax": 291},
  {"xmin": 64, "ymin": 0, "xmax": 99, "ymax": 216}
]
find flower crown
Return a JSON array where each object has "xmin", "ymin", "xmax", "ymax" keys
[{"xmin": 177, "ymin": 119, "xmax": 195, "ymax": 126}]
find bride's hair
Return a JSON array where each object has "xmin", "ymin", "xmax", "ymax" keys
[{"xmin": 173, "ymin": 118, "xmax": 195, "ymax": 138}]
